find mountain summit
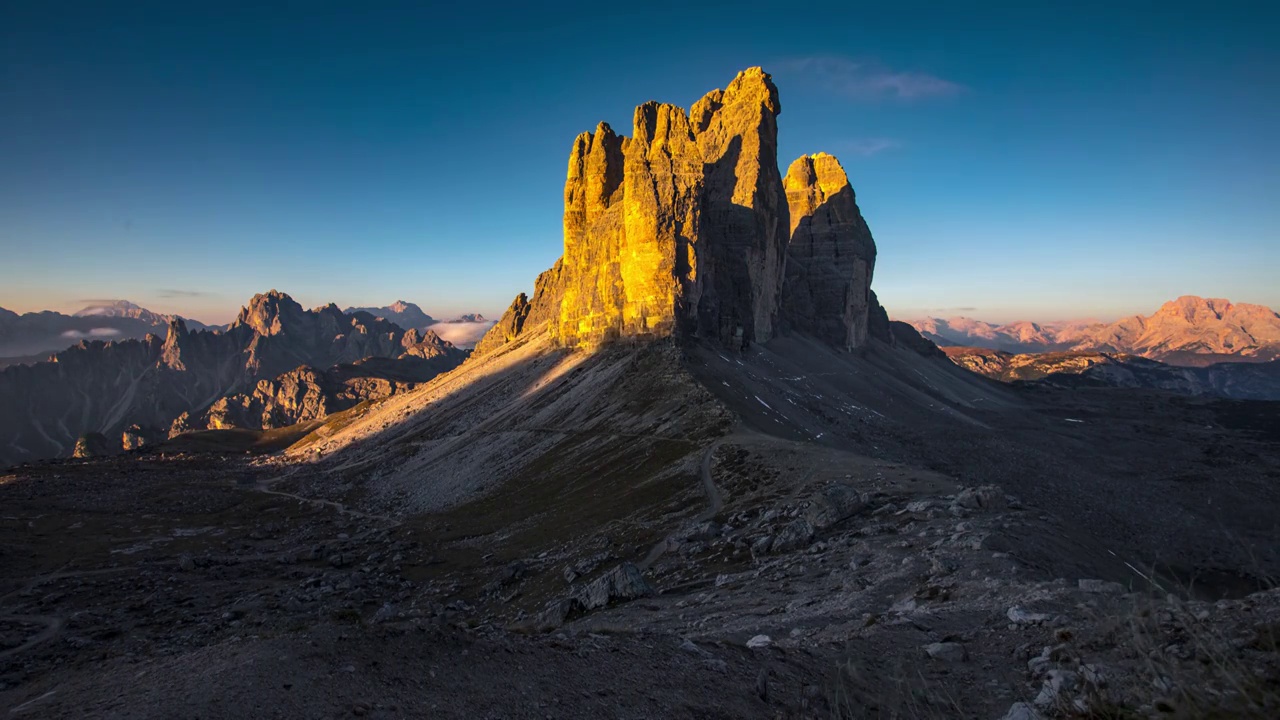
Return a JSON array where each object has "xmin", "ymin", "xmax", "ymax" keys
[
  {"xmin": 343, "ymin": 301, "xmax": 436, "ymax": 330},
  {"xmin": 478, "ymin": 67, "xmax": 880, "ymax": 355},
  {"xmin": 911, "ymin": 295, "xmax": 1280, "ymax": 364}
]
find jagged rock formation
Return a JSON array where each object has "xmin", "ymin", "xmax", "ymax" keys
[
  {"xmin": 911, "ymin": 296, "xmax": 1280, "ymax": 364},
  {"xmin": 0, "ymin": 291, "xmax": 467, "ymax": 466},
  {"xmin": 174, "ymin": 330, "xmax": 463, "ymax": 433},
  {"xmin": 781, "ymin": 153, "xmax": 877, "ymax": 349},
  {"xmin": 473, "ymin": 293, "xmax": 532, "ymax": 356},
  {"xmin": 477, "ymin": 67, "xmax": 882, "ymax": 356}
]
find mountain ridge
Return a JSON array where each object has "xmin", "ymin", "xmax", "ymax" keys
[
  {"xmin": 0, "ymin": 290, "xmax": 467, "ymax": 465},
  {"xmin": 909, "ymin": 295, "xmax": 1280, "ymax": 363},
  {"xmin": 0, "ymin": 299, "xmax": 212, "ymax": 362}
]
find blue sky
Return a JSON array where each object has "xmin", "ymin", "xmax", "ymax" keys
[{"xmin": 2, "ymin": 1, "xmax": 1276, "ymax": 324}]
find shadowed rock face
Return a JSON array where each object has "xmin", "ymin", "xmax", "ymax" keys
[
  {"xmin": 781, "ymin": 153, "xmax": 877, "ymax": 350},
  {"xmin": 479, "ymin": 67, "xmax": 881, "ymax": 356},
  {"xmin": 0, "ymin": 291, "xmax": 468, "ymax": 465},
  {"xmin": 690, "ymin": 67, "xmax": 788, "ymax": 346}
]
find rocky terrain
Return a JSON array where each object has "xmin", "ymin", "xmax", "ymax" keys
[
  {"xmin": 170, "ymin": 329, "xmax": 466, "ymax": 435},
  {"xmin": 945, "ymin": 346, "xmax": 1280, "ymax": 400},
  {"xmin": 912, "ymin": 296, "xmax": 1280, "ymax": 364},
  {"xmin": 0, "ymin": 293, "xmax": 466, "ymax": 466},
  {"xmin": 2, "ymin": 67, "xmax": 1277, "ymax": 720},
  {"xmin": 0, "ymin": 300, "xmax": 212, "ymax": 364}
]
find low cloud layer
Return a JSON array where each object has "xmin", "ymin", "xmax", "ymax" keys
[
  {"xmin": 425, "ymin": 321, "xmax": 496, "ymax": 350},
  {"xmin": 157, "ymin": 288, "xmax": 213, "ymax": 298},
  {"xmin": 60, "ymin": 328, "xmax": 123, "ymax": 339}
]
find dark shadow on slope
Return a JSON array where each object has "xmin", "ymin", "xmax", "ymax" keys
[{"xmin": 685, "ymin": 331, "xmax": 1280, "ymax": 597}]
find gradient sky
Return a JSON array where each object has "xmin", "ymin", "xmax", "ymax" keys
[{"xmin": 2, "ymin": 1, "xmax": 1277, "ymax": 325}]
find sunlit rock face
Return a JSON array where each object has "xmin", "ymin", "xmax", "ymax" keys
[
  {"xmin": 478, "ymin": 67, "xmax": 881, "ymax": 354},
  {"xmin": 781, "ymin": 153, "xmax": 878, "ymax": 350},
  {"xmin": 548, "ymin": 68, "xmax": 787, "ymax": 350}
]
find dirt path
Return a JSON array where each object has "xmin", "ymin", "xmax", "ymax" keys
[
  {"xmin": 253, "ymin": 469, "xmax": 400, "ymax": 525},
  {"xmin": 0, "ymin": 615, "xmax": 63, "ymax": 661},
  {"xmin": 639, "ymin": 434, "xmax": 730, "ymax": 571}
]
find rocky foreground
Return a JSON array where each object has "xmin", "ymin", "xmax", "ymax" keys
[{"xmin": 1, "ymin": 422, "xmax": 1277, "ymax": 718}]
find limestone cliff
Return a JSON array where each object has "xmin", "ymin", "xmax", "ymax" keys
[
  {"xmin": 781, "ymin": 153, "xmax": 877, "ymax": 349},
  {"xmin": 476, "ymin": 67, "xmax": 884, "ymax": 356}
]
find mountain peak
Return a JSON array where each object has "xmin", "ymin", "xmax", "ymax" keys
[
  {"xmin": 236, "ymin": 290, "xmax": 306, "ymax": 336},
  {"xmin": 343, "ymin": 301, "xmax": 435, "ymax": 330},
  {"xmin": 74, "ymin": 300, "xmax": 145, "ymax": 318},
  {"xmin": 1155, "ymin": 295, "xmax": 1234, "ymax": 323},
  {"xmin": 483, "ymin": 67, "xmax": 876, "ymax": 354}
]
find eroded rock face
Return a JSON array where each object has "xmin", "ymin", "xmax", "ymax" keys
[
  {"xmin": 781, "ymin": 153, "xmax": 877, "ymax": 350},
  {"xmin": 476, "ymin": 67, "xmax": 884, "ymax": 355},
  {"xmin": 690, "ymin": 67, "xmax": 788, "ymax": 346}
]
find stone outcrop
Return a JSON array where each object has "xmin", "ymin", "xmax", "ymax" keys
[
  {"xmin": 476, "ymin": 67, "xmax": 885, "ymax": 356},
  {"xmin": 121, "ymin": 424, "xmax": 164, "ymax": 451},
  {"xmin": 473, "ymin": 293, "xmax": 532, "ymax": 356},
  {"xmin": 72, "ymin": 432, "xmax": 113, "ymax": 458},
  {"xmin": 780, "ymin": 153, "xmax": 877, "ymax": 349}
]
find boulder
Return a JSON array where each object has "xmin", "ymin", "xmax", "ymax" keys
[
  {"xmin": 804, "ymin": 484, "xmax": 869, "ymax": 530},
  {"xmin": 772, "ymin": 518, "xmax": 815, "ymax": 552}
]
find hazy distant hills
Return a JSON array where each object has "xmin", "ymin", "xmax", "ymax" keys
[
  {"xmin": 0, "ymin": 291, "xmax": 467, "ymax": 466},
  {"xmin": 0, "ymin": 300, "xmax": 212, "ymax": 364},
  {"xmin": 910, "ymin": 296, "xmax": 1280, "ymax": 365}
]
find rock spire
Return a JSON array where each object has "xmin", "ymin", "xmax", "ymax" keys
[{"xmin": 480, "ymin": 67, "xmax": 880, "ymax": 353}]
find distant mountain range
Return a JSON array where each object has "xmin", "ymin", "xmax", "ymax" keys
[
  {"xmin": 0, "ymin": 299, "xmax": 496, "ymax": 367},
  {"xmin": 344, "ymin": 300, "xmax": 436, "ymax": 330},
  {"xmin": 909, "ymin": 296, "xmax": 1280, "ymax": 366},
  {"xmin": 0, "ymin": 291, "xmax": 467, "ymax": 466},
  {"xmin": 343, "ymin": 302, "xmax": 493, "ymax": 348},
  {"xmin": 0, "ymin": 300, "xmax": 212, "ymax": 364},
  {"xmin": 944, "ymin": 346, "xmax": 1280, "ymax": 400}
]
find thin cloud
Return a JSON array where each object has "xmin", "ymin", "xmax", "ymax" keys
[
  {"xmin": 777, "ymin": 56, "xmax": 964, "ymax": 100},
  {"xmin": 839, "ymin": 138, "xmax": 902, "ymax": 156},
  {"xmin": 157, "ymin": 288, "xmax": 213, "ymax": 298}
]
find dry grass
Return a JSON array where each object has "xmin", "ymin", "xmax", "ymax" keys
[
  {"xmin": 1070, "ymin": 594, "xmax": 1280, "ymax": 719},
  {"xmin": 826, "ymin": 655, "xmax": 963, "ymax": 720}
]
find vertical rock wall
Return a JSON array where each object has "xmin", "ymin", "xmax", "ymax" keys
[
  {"xmin": 477, "ymin": 67, "xmax": 882, "ymax": 355},
  {"xmin": 781, "ymin": 153, "xmax": 878, "ymax": 349}
]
